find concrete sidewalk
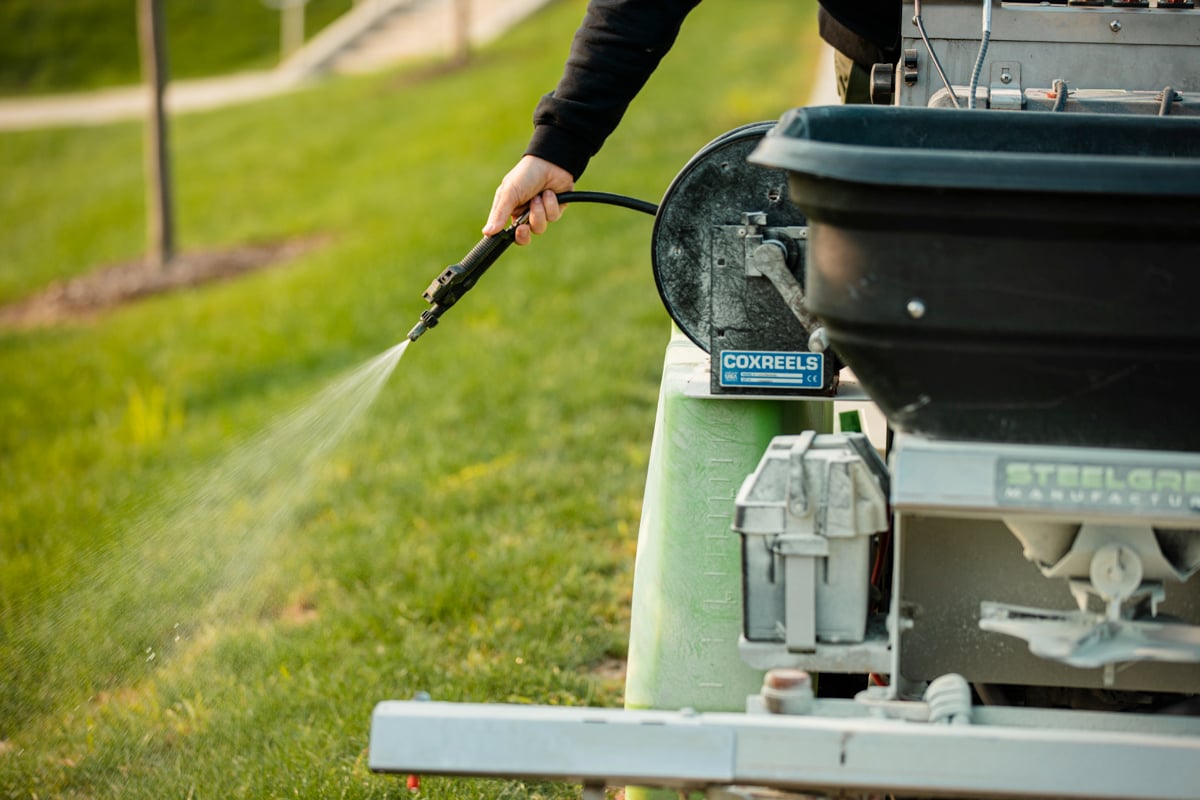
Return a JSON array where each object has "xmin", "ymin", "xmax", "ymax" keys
[
  {"xmin": 0, "ymin": 0, "xmax": 552, "ymax": 131},
  {"xmin": 0, "ymin": 71, "xmax": 301, "ymax": 131}
]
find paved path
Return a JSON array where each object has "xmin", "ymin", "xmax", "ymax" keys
[
  {"xmin": 329, "ymin": 0, "xmax": 552, "ymax": 75},
  {"xmin": 0, "ymin": 0, "xmax": 553, "ymax": 131}
]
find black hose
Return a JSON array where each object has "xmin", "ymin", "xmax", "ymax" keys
[
  {"xmin": 1159, "ymin": 86, "xmax": 1176, "ymax": 117},
  {"xmin": 556, "ymin": 190, "xmax": 658, "ymax": 217},
  {"xmin": 1051, "ymin": 79, "xmax": 1068, "ymax": 112}
]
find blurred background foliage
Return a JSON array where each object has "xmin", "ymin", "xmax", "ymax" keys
[{"xmin": 0, "ymin": 0, "xmax": 353, "ymax": 95}]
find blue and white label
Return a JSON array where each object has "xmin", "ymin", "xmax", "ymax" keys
[{"xmin": 719, "ymin": 350, "xmax": 824, "ymax": 389}]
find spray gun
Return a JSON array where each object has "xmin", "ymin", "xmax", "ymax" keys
[{"xmin": 406, "ymin": 191, "xmax": 658, "ymax": 342}]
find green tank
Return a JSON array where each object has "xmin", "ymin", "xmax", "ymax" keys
[{"xmin": 625, "ymin": 330, "xmax": 832, "ymax": 714}]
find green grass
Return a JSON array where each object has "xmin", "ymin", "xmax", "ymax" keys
[
  {"xmin": 0, "ymin": 0, "xmax": 354, "ymax": 96},
  {"xmin": 0, "ymin": 0, "xmax": 821, "ymax": 796}
]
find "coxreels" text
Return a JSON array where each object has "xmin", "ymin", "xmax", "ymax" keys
[{"xmin": 720, "ymin": 352, "xmax": 821, "ymax": 372}]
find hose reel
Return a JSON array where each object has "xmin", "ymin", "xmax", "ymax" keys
[{"xmin": 652, "ymin": 122, "xmax": 838, "ymax": 396}]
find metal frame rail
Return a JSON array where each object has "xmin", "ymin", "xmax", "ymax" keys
[{"xmin": 370, "ymin": 700, "xmax": 1200, "ymax": 799}]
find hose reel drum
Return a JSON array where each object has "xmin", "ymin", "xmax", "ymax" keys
[{"xmin": 652, "ymin": 122, "xmax": 839, "ymax": 396}]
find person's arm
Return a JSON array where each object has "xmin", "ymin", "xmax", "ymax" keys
[{"xmin": 484, "ymin": 0, "xmax": 701, "ymax": 243}]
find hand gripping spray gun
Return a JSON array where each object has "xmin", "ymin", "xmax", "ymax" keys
[
  {"xmin": 405, "ymin": 191, "xmax": 658, "ymax": 342},
  {"xmin": 406, "ymin": 121, "xmax": 839, "ymax": 397}
]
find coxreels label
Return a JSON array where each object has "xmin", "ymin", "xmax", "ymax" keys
[{"xmin": 718, "ymin": 350, "xmax": 823, "ymax": 389}]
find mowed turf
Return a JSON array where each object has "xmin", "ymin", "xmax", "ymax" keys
[{"xmin": 0, "ymin": 1, "xmax": 820, "ymax": 797}]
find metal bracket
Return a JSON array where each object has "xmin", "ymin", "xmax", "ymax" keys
[
  {"xmin": 989, "ymin": 61, "xmax": 1025, "ymax": 110},
  {"xmin": 738, "ymin": 212, "xmax": 817, "ymax": 331},
  {"xmin": 979, "ymin": 600, "xmax": 1200, "ymax": 670},
  {"xmin": 748, "ymin": 240, "xmax": 818, "ymax": 331},
  {"xmin": 903, "ymin": 48, "xmax": 919, "ymax": 86}
]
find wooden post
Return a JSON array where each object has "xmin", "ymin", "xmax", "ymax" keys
[
  {"xmin": 451, "ymin": 0, "xmax": 470, "ymax": 66},
  {"xmin": 137, "ymin": 0, "xmax": 175, "ymax": 270}
]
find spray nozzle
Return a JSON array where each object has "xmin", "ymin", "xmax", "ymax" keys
[{"xmin": 405, "ymin": 309, "xmax": 438, "ymax": 342}]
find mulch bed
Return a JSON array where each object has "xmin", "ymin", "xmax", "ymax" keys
[{"xmin": 0, "ymin": 235, "xmax": 327, "ymax": 329}]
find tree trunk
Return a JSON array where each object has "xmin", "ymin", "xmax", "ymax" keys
[
  {"xmin": 451, "ymin": 0, "xmax": 470, "ymax": 66},
  {"xmin": 137, "ymin": 0, "xmax": 175, "ymax": 270},
  {"xmin": 281, "ymin": 0, "xmax": 306, "ymax": 61}
]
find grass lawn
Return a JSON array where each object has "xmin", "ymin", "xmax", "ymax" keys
[
  {"xmin": 0, "ymin": 0, "xmax": 354, "ymax": 96},
  {"xmin": 0, "ymin": 0, "xmax": 820, "ymax": 796}
]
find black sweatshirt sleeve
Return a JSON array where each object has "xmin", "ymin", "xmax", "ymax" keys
[
  {"xmin": 524, "ymin": 1, "xmax": 901, "ymax": 180},
  {"xmin": 525, "ymin": 0, "xmax": 703, "ymax": 180}
]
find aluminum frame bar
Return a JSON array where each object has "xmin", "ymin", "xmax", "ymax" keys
[{"xmin": 369, "ymin": 700, "xmax": 1200, "ymax": 799}]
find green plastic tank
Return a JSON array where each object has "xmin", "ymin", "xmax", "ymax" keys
[{"xmin": 625, "ymin": 329, "xmax": 832, "ymax": 717}]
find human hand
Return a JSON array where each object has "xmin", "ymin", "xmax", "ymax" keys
[{"xmin": 483, "ymin": 155, "xmax": 575, "ymax": 245}]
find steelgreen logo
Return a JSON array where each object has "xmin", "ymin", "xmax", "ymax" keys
[{"xmin": 997, "ymin": 458, "xmax": 1200, "ymax": 513}]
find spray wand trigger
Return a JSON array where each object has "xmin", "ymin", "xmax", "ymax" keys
[{"xmin": 406, "ymin": 209, "xmax": 531, "ymax": 342}]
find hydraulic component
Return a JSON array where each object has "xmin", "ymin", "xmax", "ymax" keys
[{"xmin": 734, "ymin": 433, "xmax": 889, "ymax": 671}]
